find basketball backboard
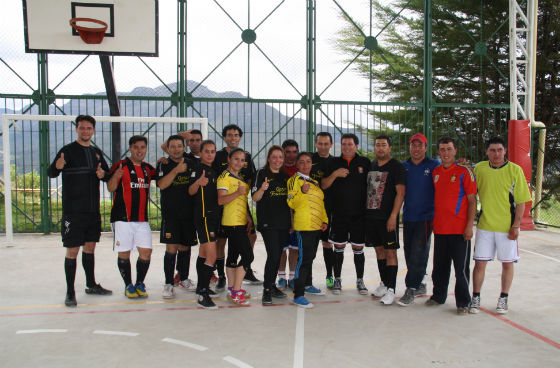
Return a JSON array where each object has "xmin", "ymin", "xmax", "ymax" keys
[{"xmin": 22, "ymin": 0, "xmax": 158, "ymax": 56}]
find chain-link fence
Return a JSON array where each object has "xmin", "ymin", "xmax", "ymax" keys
[{"xmin": 532, "ymin": 126, "xmax": 560, "ymax": 228}]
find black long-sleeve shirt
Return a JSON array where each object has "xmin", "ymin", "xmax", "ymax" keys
[{"xmin": 47, "ymin": 141, "xmax": 110, "ymax": 214}]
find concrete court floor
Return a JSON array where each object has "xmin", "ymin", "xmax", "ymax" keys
[{"xmin": 0, "ymin": 229, "xmax": 558, "ymax": 368}]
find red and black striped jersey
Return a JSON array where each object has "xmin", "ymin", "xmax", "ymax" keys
[{"xmin": 109, "ymin": 158, "xmax": 156, "ymax": 223}]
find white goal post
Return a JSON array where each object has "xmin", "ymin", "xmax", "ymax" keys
[{"xmin": 1, "ymin": 114, "xmax": 208, "ymax": 243}]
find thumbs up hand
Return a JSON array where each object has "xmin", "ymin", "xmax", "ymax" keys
[
  {"xmin": 96, "ymin": 162, "xmax": 105, "ymax": 179},
  {"xmin": 114, "ymin": 163, "xmax": 124, "ymax": 180},
  {"xmin": 260, "ymin": 177, "xmax": 270, "ymax": 191},
  {"xmin": 55, "ymin": 152, "xmax": 66, "ymax": 170},
  {"xmin": 198, "ymin": 170, "xmax": 209, "ymax": 186},
  {"xmin": 175, "ymin": 157, "xmax": 187, "ymax": 173},
  {"xmin": 236, "ymin": 182, "xmax": 247, "ymax": 195},
  {"xmin": 301, "ymin": 178, "xmax": 310, "ymax": 193}
]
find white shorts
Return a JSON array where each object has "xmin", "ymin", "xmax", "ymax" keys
[
  {"xmin": 473, "ymin": 228, "xmax": 519, "ymax": 262},
  {"xmin": 112, "ymin": 221, "xmax": 152, "ymax": 252}
]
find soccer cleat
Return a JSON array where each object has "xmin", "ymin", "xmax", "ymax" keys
[
  {"xmin": 173, "ymin": 273, "xmax": 181, "ymax": 286},
  {"xmin": 356, "ymin": 278, "xmax": 368, "ymax": 295},
  {"xmin": 469, "ymin": 295, "xmax": 481, "ymax": 314},
  {"xmin": 415, "ymin": 283, "xmax": 427, "ymax": 296},
  {"xmin": 496, "ymin": 296, "xmax": 508, "ymax": 314},
  {"xmin": 162, "ymin": 284, "xmax": 174, "ymax": 299},
  {"xmin": 85, "ymin": 283, "xmax": 113, "ymax": 295},
  {"xmin": 457, "ymin": 306, "xmax": 469, "ymax": 315},
  {"xmin": 135, "ymin": 283, "xmax": 148, "ymax": 298},
  {"xmin": 292, "ymin": 296, "xmax": 314, "ymax": 309},
  {"xmin": 331, "ymin": 278, "xmax": 342, "ymax": 295},
  {"xmin": 262, "ymin": 289, "xmax": 273, "ymax": 305},
  {"xmin": 277, "ymin": 278, "xmax": 287, "ymax": 290},
  {"xmin": 125, "ymin": 284, "xmax": 139, "ymax": 299},
  {"xmin": 197, "ymin": 293, "xmax": 218, "ymax": 310},
  {"xmin": 425, "ymin": 298, "xmax": 442, "ymax": 306},
  {"xmin": 231, "ymin": 292, "xmax": 250, "ymax": 305},
  {"xmin": 371, "ymin": 282, "xmax": 387, "ymax": 298},
  {"xmin": 304, "ymin": 285, "xmax": 326, "ymax": 296},
  {"xmin": 397, "ymin": 288, "xmax": 415, "ymax": 307},
  {"xmin": 65, "ymin": 292, "xmax": 77, "ymax": 307},
  {"xmin": 271, "ymin": 286, "xmax": 287, "ymax": 298},
  {"xmin": 243, "ymin": 269, "xmax": 263, "ymax": 285},
  {"xmin": 287, "ymin": 279, "xmax": 295, "ymax": 290},
  {"xmin": 326, "ymin": 276, "xmax": 335, "ymax": 290},
  {"xmin": 177, "ymin": 279, "xmax": 196, "ymax": 292},
  {"xmin": 215, "ymin": 277, "xmax": 227, "ymax": 292},
  {"xmin": 380, "ymin": 288, "xmax": 395, "ymax": 305}
]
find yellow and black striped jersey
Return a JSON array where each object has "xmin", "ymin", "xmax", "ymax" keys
[
  {"xmin": 217, "ymin": 170, "xmax": 249, "ymax": 226},
  {"xmin": 287, "ymin": 173, "xmax": 328, "ymax": 231}
]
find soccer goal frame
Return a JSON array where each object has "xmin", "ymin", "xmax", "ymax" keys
[{"xmin": 1, "ymin": 114, "xmax": 208, "ymax": 244}]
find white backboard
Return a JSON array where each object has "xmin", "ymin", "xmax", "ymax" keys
[{"xmin": 23, "ymin": 0, "xmax": 158, "ymax": 56}]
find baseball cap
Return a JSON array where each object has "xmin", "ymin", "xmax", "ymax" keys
[{"xmin": 409, "ymin": 133, "xmax": 427, "ymax": 144}]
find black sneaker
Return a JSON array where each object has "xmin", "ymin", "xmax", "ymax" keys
[
  {"xmin": 243, "ymin": 269, "xmax": 263, "ymax": 285},
  {"xmin": 208, "ymin": 288, "xmax": 218, "ymax": 296},
  {"xmin": 85, "ymin": 283, "xmax": 113, "ymax": 295},
  {"xmin": 271, "ymin": 286, "xmax": 287, "ymax": 298},
  {"xmin": 216, "ymin": 277, "xmax": 227, "ymax": 291},
  {"xmin": 262, "ymin": 289, "xmax": 273, "ymax": 305},
  {"xmin": 65, "ymin": 292, "xmax": 77, "ymax": 307},
  {"xmin": 197, "ymin": 293, "xmax": 218, "ymax": 310}
]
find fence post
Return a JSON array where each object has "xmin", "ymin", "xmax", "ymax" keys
[
  {"xmin": 423, "ymin": 0, "xmax": 433, "ymax": 155},
  {"xmin": 38, "ymin": 53, "xmax": 51, "ymax": 234}
]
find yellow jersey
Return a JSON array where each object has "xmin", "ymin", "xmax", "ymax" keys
[
  {"xmin": 217, "ymin": 170, "xmax": 249, "ymax": 226},
  {"xmin": 287, "ymin": 173, "xmax": 328, "ymax": 231}
]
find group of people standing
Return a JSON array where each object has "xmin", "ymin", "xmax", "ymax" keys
[{"xmin": 49, "ymin": 115, "xmax": 531, "ymax": 314}]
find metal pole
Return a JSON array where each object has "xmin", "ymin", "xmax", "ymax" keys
[
  {"xmin": 422, "ymin": 0, "xmax": 433, "ymax": 155},
  {"xmin": 38, "ymin": 53, "xmax": 51, "ymax": 234},
  {"xmin": 178, "ymin": 0, "xmax": 187, "ymax": 123},
  {"xmin": 99, "ymin": 55, "xmax": 121, "ymax": 164},
  {"xmin": 306, "ymin": 0, "xmax": 315, "ymax": 151}
]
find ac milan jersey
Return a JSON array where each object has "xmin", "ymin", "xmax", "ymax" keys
[{"xmin": 109, "ymin": 158, "xmax": 156, "ymax": 223}]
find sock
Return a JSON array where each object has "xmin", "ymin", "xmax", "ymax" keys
[
  {"xmin": 353, "ymin": 250, "xmax": 365, "ymax": 279},
  {"xmin": 473, "ymin": 292, "xmax": 481, "ymax": 298},
  {"xmin": 385, "ymin": 265, "xmax": 398, "ymax": 290},
  {"xmin": 196, "ymin": 256, "xmax": 205, "ymax": 291},
  {"xmin": 323, "ymin": 247, "xmax": 334, "ymax": 277},
  {"xmin": 163, "ymin": 252, "xmax": 176, "ymax": 285},
  {"xmin": 228, "ymin": 286, "xmax": 234, "ymax": 293},
  {"xmin": 136, "ymin": 258, "xmax": 150, "ymax": 284},
  {"xmin": 333, "ymin": 247, "xmax": 344, "ymax": 278},
  {"xmin": 64, "ymin": 257, "xmax": 77, "ymax": 294},
  {"xmin": 288, "ymin": 271, "xmax": 295, "ymax": 280},
  {"xmin": 421, "ymin": 274, "xmax": 428, "ymax": 284},
  {"xmin": 117, "ymin": 258, "xmax": 132, "ymax": 286},
  {"xmin": 177, "ymin": 249, "xmax": 190, "ymax": 281},
  {"xmin": 500, "ymin": 292, "xmax": 508, "ymax": 298},
  {"xmin": 377, "ymin": 259, "xmax": 387, "ymax": 285},
  {"xmin": 82, "ymin": 252, "xmax": 96, "ymax": 288},
  {"xmin": 278, "ymin": 271, "xmax": 286, "ymax": 280},
  {"xmin": 201, "ymin": 263, "xmax": 214, "ymax": 291},
  {"xmin": 216, "ymin": 258, "xmax": 225, "ymax": 278}
]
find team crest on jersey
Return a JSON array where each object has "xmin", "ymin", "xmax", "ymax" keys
[
  {"xmin": 424, "ymin": 168, "xmax": 431, "ymax": 176},
  {"xmin": 358, "ymin": 166, "xmax": 364, "ymax": 173},
  {"xmin": 450, "ymin": 174, "xmax": 456, "ymax": 182},
  {"xmin": 210, "ymin": 232, "xmax": 215, "ymax": 237},
  {"xmin": 131, "ymin": 170, "xmax": 135, "ymax": 175},
  {"xmin": 165, "ymin": 233, "xmax": 172, "ymax": 239},
  {"xmin": 434, "ymin": 175, "xmax": 439, "ymax": 183},
  {"xmin": 191, "ymin": 172, "xmax": 196, "ymax": 177}
]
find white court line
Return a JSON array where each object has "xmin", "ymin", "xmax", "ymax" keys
[
  {"xmin": 223, "ymin": 355, "xmax": 253, "ymax": 368},
  {"xmin": 293, "ymin": 308, "xmax": 305, "ymax": 368},
  {"xmin": 519, "ymin": 248, "xmax": 560, "ymax": 263},
  {"xmin": 16, "ymin": 329, "xmax": 67, "ymax": 334},
  {"xmin": 162, "ymin": 337, "xmax": 208, "ymax": 351},
  {"xmin": 93, "ymin": 330, "xmax": 139, "ymax": 337}
]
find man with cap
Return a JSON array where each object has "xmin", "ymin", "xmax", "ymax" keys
[{"xmin": 397, "ymin": 133, "xmax": 440, "ymax": 306}]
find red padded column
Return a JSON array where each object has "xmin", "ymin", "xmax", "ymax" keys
[{"xmin": 508, "ymin": 120, "xmax": 534, "ymax": 230}]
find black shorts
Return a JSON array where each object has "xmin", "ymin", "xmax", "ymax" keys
[
  {"xmin": 217, "ymin": 209, "xmax": 256, "ymax": 238},
  {"xmin": 329, "ymin": 214, "xmax": 365, "ymax": 246},
  {"xmin": 160, "ymin": 217, "xmax": 198, "ymax": 246},
  {"xmin": 365, "ymin": 217, "xmax": 400, "ymax": 249},
  {"xmin": 195, "ymin": 216, "xmax": 219, "ymax": 244},
  {"xmin": 61, "ymin": 213, "xmax": 101, "ymax": 248}
]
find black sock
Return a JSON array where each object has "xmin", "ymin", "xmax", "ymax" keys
[
  {"xmin": 323, "ymin": 247, "xmax": 334, "ymax": 277},
  {"xmin": 473, "ymin": 292, "xmax": 481, "ymax": 297},
  {"xmin": 354, "ymin": 252, "xmax": 365, "ymax": 279},
  {"xmin": 177, "ymin": 250, "xmax": 190, "ymax": 281},
  {"xmin": 136, "ymin": 258, "xmax": 150, "ymax": 285},
  {"xmin": 200, "ymin": 263, "xmax": 214, "ymax": 292},
  {"xmin": 333, "ymin": 248, "xmax": 344, "ymax": 278},
  {"xmin": 377, "ymin": 259, "xmax": 387, "ymax": 284},
  {"xmin": 64, "ymin": 257, "xmax": 77, "ymax": 294},
  {"xmin": 216, "ymin": 257, "xmax": 225, "ymax": 278},
  {"xmin": 385, "ymin": 265, "xmax": 398, "ymax": 290},
  {"xmin": 500, "ymin": 292, "xmax": 508, "ymax": 298},
  {"xmin": 163, "ymin": 252, "xmax": 175, "ymax": 285},
  {"xmin": 82, "ymin": 252, "xmax": 96, "ymax": 288},
  {"xmin": 196, "ymin": 256, "xmax": 206, "ymax": 292},
  {"xmin": 117, "ymin": 258, "xmax": 132, "ymax": 286}
]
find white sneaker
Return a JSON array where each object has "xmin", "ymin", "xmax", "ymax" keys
[
  {"xmin": 496, "ymin": 296, "xmax": 508, "ymax": 314},
  {"xmin": 372, "ymin": 282, "xmax": 388, "ymax": 298},
  {"xmin": 380, "ymin": 288, "xmax": 395, "ymax": 305},
  {"xmin": 177, "ymin": 279, "xmax": 196, "ymax": 292},
  {"xmin": 162, "ymin": 284, "xmax": 174, "ymax": 299}
]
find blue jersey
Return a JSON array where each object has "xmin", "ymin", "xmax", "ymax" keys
[{"xmin": 402, "ymin": 157, "xmax": 440, "ymax": 222}]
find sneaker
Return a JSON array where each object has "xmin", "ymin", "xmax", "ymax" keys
[
  {"xmin": 271, "ymin": 286, "xmax": 287, "ymax": 298},
  {"xmin": 207, "ymin": 288, "xmax": 218, "ymax": 296},
  {"xmin": 125, "ymin": 284, "xmax": 139, "ymax": 299},
  {"xmin": 380, "ymin": 288, "xmax": 395, "ymax": 305},
  {"xmin": 243, "ymin": 269, "xmax": 263, "ymax": 285},
  {"xmin": 232, "ymin": 292, "xmax": 250, "ymax": 305},
  {"xmin": 287, "ymin": 279, "xmax": 294, "ymax": 290},
  {"xmin": 85, "ymin": 283, "xmax": 113, "ymax": 295},
  {"xmin": 277, "ymin": 278, "xmax": 287, "ymax": 290},
  {"xmin": 305, "ymin": 285, "xmax": 326, "ymax": 296},
  {"xmin": 262, "ymin": 289, "xmax": 273, "ymax": 305},
  {"xmin": 425, "ymin": 298, "xmax": 442, "ymax": 306},
  {"xmin": 210, "ymin": 273, "xmax": 219, "ymax": 286},
  {"xmin": 65, "ymin": 292, "xmax": 77, "ymax": 307},
  {"xmin": 469, "ymin": 295, "xmax": 480, "ymax": 314},
  {"xmin": 331, "ymin": 278, "xmax": 342, "ymax": 295},
  {"xmin": 371, "ymin": 282, "xmax": 387, "ymax": 298},
  {"xmin": 162, "ymin": 284, "xmax": 174, "ymax": 299},
  {"xmin": 292, "ymin": 296, "xmax": 314, "ymax": 309},
  {"xmin": 397, "ymin": 288, "xmax": 415, "ymax": 307},
  {"xmin": 496, "ymin": 296, "xmax": 508, "ymax": 314},
  {"xmin": 197, "ymin": 293, "xmax": 218, "ymax": 310},
  {"xmin": 326, "ymin": 276, "xmax": 335, "ymax": 290},
  {"xmin": 457, "ymin": 306, "xmax": 469, "ymax": 315},
  {"xmin": 135, "ymin": 283, "xmax": 148, "ymax": 298},
  {"xmin": 215, "ymin": 277, "xmax": 227, "ymax": 292},
  {"xmin": 227, "ymin": 289, "xmax": 251, "ymax": 301},
  {"xmin": 173, "ymin": 273, "xmax": 181, "ymax": 286},
  {"xmin": 177, "ymin": 279, "xmax": 196, "ymax": 292},
  {"xmin": 415, "ymin": 283, "xmax": 427, "ymax": 296},
  {"xmin": 356, "ymin": 279, "xmax": 368, "ymax": 295}
]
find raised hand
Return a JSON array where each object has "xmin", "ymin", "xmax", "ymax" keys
[
  {"xmin": 198, "ymin": 170, "xmax": 209, "ymax": 186},
  {"xmin": 260, "ymin": 177, "xmax": 269, "ymax": 191},
  {"xmin": 96, "ymin": 162, "xmax": 105, "ymax": 179},
  {"xmin": 55, "ymin": 152, "xmax": 66, "ymax": 170},
  {"xmin": 301, "ymin": 178, "xmax": 310, "ymax": 193},
  {"xmin": 114, "ymin": 163, "xmax": 124, "ymax": 180},
  {"xmin": 156, "ymin": 156, "xmax": 168, "ymax": 165},
  {"xmin": 175, "ymin": 157, "xmax": 187, "ymax": 173},
  {"xmin": 335, "ymin": 168, "xmax": 350, "ymax": 178}
]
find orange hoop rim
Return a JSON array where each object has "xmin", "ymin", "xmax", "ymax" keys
[{"xmin": 69, "ymin": 17, "xmax": 108, "ymax": 33}]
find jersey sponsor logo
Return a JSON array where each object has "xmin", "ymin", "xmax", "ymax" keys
[
  {"xmin": 434, "ymin": 174, "xmax": 439, "ymax": 183},
  {"xmin": 130, "ymin": 177, "xmax": 150, "ymax": 189}
]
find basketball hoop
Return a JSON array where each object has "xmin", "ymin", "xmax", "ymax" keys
[{"xmin": 69, "ymin": 18, "xmax": 108, "ymax": 44}]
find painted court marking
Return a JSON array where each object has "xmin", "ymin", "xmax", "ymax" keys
[
  {"xmin": 293, "ymin": 307, "xmax": 305, "ymax": 368},
  {"xmin": 162, "ymin": 337, "xmax": 208, "ymax": 351},
  {"xmin": 16, "ymin": 329, "xmax": 67, "ymax": 334},
  {"xmin": 93, "ymin": 330, "xmax": 139, "ymax": 337},
  {"xmin": 223, "ymin": 355, "xmax": 254, "ymax": 368},
  {"xmin": 519, "ymin": 248, "xmax": 560, "ymax": 263}
]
